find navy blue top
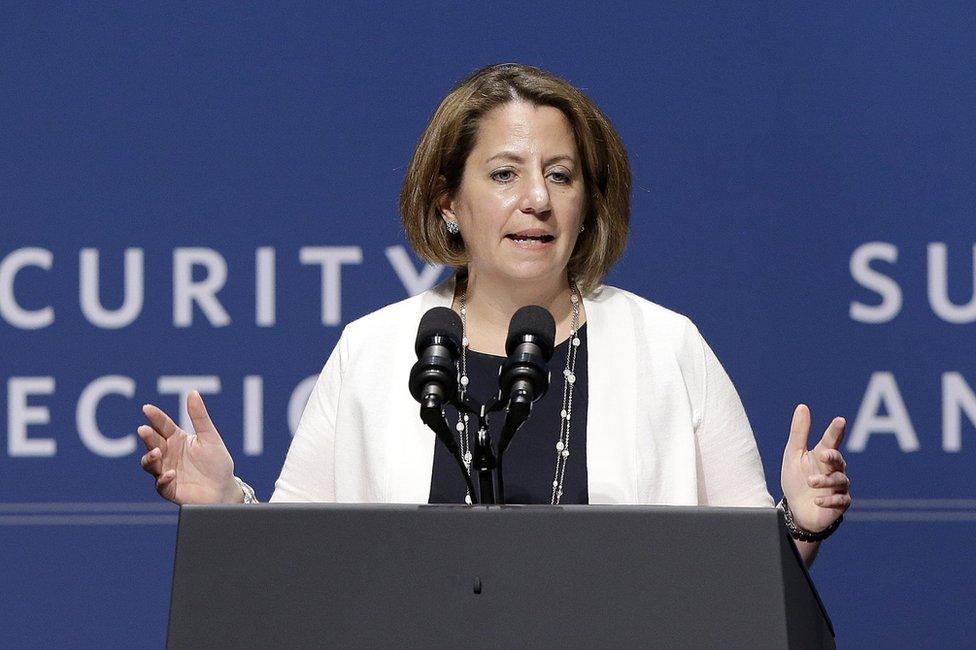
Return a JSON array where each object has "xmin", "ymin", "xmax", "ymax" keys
[{"xmin": 428, "ymin": 324, "xmax": 589, "ymax": 504}]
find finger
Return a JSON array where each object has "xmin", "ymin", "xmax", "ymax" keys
[
  {"xmin": 137, "ymin": 425, "xmax": 163, "ymax": 452},
  {"xmin": 156, "ymin": 469, "xmax": 177, "ymax": 501},
  {"xmin": 814, "ymin": 493, "xmax": 852, "ymax": 509},
  {"xmin": 816, "ymin": 416, "xmax": 847, "ymax": 451},
  {"xmin": 818, "ymin": 448, "xmax": 847, "ymax": 473},
  {"xmin": 142, "ymin": 404, "xmax": 180, "ymax": 439},
  {"xmin": 807, "ymin": 473, "xmax": 850, "ymax": 490},
  {"xmin": 140, "ymin": 448, "xmax": 163, "ymax": 477},
  {"xmin": 187, "ymin": 391, "xmax": 220, "ymax": 443},
  {"xmin": 785, "ymin": 404, "xmax": 811, "ymax": 452},
  {"xmin": 137, "ymin": 426, "xmax": 168, "ymax": 466}
]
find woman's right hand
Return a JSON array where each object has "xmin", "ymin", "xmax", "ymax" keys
[{"xmin": 137, "ymin": 390, "xmax": 242, "ymax": 505}]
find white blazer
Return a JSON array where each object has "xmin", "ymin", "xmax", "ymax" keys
[{"xmin": 271, "ymin": 278, "xmax": 774, "ymax": 508}]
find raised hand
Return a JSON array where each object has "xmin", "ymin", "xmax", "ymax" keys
[
  {"xmin": 137, "ymin": 390, "xmax": 241, "ymax": 505},
  {"xmin": 780, "ymin": 404, "xmax": 852, "ymax": 533}
]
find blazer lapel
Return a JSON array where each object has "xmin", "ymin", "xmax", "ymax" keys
[
  {"xmin": 387, "ymin": 276, "xmax": 455, "ymax": 503},
  {"xmin": 584, "ymin": 286, "xmax": 639, "ymax": 503}
]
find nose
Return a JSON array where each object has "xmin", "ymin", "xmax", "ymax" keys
[{"xmin": 519, "ymin": 171, "xmax": 551, "ymax": 216}]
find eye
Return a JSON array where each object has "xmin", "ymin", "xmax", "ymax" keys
[
  {"xmin": 490, "ymin": 169, "xmax": 515, "ymax": 183},
  {"xmin": 548, "ymin": 171, "xmax": 572, "ymax": 184}
]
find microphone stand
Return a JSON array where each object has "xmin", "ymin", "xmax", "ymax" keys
[
  {"xmin": 474, "ymin": 413, "xmax": 497, "ymax": 504},
  {"xmin": 453, "ymin": 385, "xmax": 535, "ymax": 505},
  {"xmin": 455, "ymin": 393, "xmax": 508, "ymax": 504},
  {"xmin": 419, "ymin": 390, "xmax": 478, "ymax": 502},
  {"xmin": 495, "ymin": 391, "xmax": 532, "ymax": 505}
]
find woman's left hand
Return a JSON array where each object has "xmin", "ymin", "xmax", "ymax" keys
[{"xmin": 780, "ymin": 404, "xmax": 852, "ymax": 533}]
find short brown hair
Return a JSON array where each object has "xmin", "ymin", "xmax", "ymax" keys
[{"xmin": 399, "ymin": 63, "xmax": 631, "ymax": 295}]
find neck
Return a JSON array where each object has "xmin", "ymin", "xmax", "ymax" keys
[{"xmin": 456, "ymin": 268, "xmax": 581, "ymax": 356}]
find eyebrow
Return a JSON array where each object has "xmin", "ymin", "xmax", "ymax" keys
[{"xmin": 485, "ymin": 151, "xmax": 577, "ymax": 166}]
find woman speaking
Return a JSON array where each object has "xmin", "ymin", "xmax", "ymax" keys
[{"xmin": 137, "ymin": 63, "xmax": 851, "ymax": 566}]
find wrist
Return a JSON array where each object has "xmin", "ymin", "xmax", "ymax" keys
[
  {"xmin": 777, "ymin": 497, "xmax": 842, "ymax": 542},
  {"xmin": 231, "ymin": 476, "xmax": 258, "ymax": 504},
  {"xmin": 222, "ymin": 476, "xmax": 246, "ymax": 503}
]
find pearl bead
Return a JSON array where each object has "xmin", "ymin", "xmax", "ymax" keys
[{"xmin": 454, "ymin": 286, "xmax": 580, "ymax": 510}]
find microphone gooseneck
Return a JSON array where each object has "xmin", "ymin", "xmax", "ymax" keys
[
  {"xmin": 493, "ymin": 305, "xmax": 556, "ymax": 504},
  {"xmin": 409, "ymin": 307, "xmax": 477, "ymax": 501}
]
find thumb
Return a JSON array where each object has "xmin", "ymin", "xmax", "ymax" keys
[
  {"xmin": 187, "ymin": 390, "xmax": 221, "ymax": 443},
  {"xmin": 785, "ymin": 404, "xmax": 812, "ymax": 453}
]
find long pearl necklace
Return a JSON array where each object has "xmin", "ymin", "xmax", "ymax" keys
[{"xmin": 456, "ymin": 281, "xmax": 582, "ymax": 505}]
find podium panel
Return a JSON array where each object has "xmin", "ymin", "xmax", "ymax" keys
[{"xmin": 168, "ymin": 504, "xmax": 833, "ymax": 648}]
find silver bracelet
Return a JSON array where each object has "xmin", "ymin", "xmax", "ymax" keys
[
  {"xmin": 234, "ymin": 476, "xmax": 259, "ymax": 504},
  {"xmin": 778, "ymin": 496, "xmax": 842, "ymax": 542}
]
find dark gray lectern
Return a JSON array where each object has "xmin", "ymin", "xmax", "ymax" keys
[{"xmin": 168, "ymin": 504, "xmax": 834, "ymax": 648}]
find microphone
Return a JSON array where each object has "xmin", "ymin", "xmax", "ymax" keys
[
  {"xmin": 497, "ymin": 305, "xmax": 555, "ymax": 457},
  {"xmin": 409, "ymin": 306, "xmax": 462, "ymax": 408},
  {"xmin": 409, "ymin": 306, "xmax": 477, "ymax": 501}
]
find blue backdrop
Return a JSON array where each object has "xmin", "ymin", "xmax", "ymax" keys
[{"xmin": 1, "ymin": 2, "xmax": 974, "ymax": 647}]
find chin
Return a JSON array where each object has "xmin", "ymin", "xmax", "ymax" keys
[{"xmin": 497, "ymin": 263, "xmax": 568, "ymax": 286}]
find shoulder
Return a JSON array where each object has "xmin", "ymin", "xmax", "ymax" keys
[
  {"xmin": 590, "ymin": 284, "xmax": 720, "ymax": 428},
  {"xmin": 587, "ymin": 284, "xmax": 704, "ymax": 352},
  {"xmin": 336, "ymin": 278, "xmax": 454, "ymax": 358},
  {"xmin": 345, "ymin": 293, "xmax": 426, "ymax": 334}
]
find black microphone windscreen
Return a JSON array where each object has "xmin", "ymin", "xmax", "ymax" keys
[
  {"xmin": 506, "ymin": 305, "xmax": 556, "ymax": 357},
  {"xmin": 415, "ymin": 307, "xmax": 463, "ymax": 356}
]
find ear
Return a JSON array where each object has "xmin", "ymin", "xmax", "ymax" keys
[
  {"xmin": 436, "ymin": 193, "xmax": 456, "ymax": 223},
  {"xmin": 435, "ymin": 175, "xmax": 457, "ymax": 222}
]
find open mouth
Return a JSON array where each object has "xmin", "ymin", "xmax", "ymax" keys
[{"xmin": 505, "ymin": 233, "xmax": 555, "ymax": 243}]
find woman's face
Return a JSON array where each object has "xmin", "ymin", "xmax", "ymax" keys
[{"xmin": 441, "ymin": 101, "xmax": 585, "ymax": 287}]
